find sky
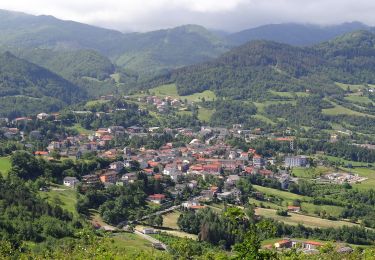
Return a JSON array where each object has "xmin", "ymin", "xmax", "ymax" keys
[{"xmin": 0, "ymin": 0, "xmax": 374, "ymax": 32}]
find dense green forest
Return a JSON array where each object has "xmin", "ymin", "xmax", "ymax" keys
[
  {"xmin": 144, "ymin": 30, "xmax": 375, "ymax": 102},
  {"xmin": 0, "ymin": 51, "xmax": 87, "ymax": 117},
  {"xmin": 0, "ymin": 175, "xmax": 82, "ymax": 246}
]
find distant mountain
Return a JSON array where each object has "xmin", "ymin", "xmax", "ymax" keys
[
  {"xmin": 227, "ymin": 22, "xmax": 370, "ymax": 46},
  {"xmin": 0, "ymin": 51, "xmax": 86, "ymax": 117},
  {"xmin": 0, "ymin": 10, "xmax": 229, "ymax": 75},
  {"xmin": 0, "ymin": 9, "xmax": 124, "ymax": 54},
  {"xmin": 145, "ymin": 30, "xmax": 375, "ymax": 100},
  {"xmin": 115, "ymin": 25, "xmax": 229, "ymax": 75}
]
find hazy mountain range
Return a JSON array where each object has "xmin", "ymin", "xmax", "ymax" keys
[
  {"xmin": 1, "ymin": 8, "xmax": 375, "ymax": 117},
  {"xmin": 0, "ymin": 9, "xmax": 371, "ymax": 75}
]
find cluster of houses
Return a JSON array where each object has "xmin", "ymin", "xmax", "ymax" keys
[
  {"xmin": 139, "ymin": 95, "xmax": 182, "ymax": 113},
  {"xmin": 266, "ymin": 238, "xmax": 353, "ymax": 255},
  {"xmin": 55, "ymin": 124, "xmax": 312, "ymax": 208}
]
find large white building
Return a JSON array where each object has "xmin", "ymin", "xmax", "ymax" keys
[{"xmin": 285, "ymin": 156, "xmax": 308, "ymax": 168}]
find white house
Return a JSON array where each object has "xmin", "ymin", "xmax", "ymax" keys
[{"xmin": 63, "ymin": 177, "xmax": 80, "ymax": 188}]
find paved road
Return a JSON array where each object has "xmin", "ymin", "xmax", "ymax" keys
[
  {"xmin": 139, "ymin": 195, "xmax": 203, "ymax": 221},
  {"xmin": 134, "ymin": 230, "xmax": 168, "ymax": 251}
]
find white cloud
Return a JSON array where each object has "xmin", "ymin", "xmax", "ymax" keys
[{"xmin": 0, "ymin": 0, "xmax": 375, "ymax": 32}]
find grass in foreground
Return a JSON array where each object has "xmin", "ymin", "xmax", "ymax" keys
[{"xmin": 110, "ymin": 232, "xmax": 162, "ymax": 257}]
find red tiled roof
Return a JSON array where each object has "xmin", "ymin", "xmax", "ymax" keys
[
  {"xmin": 305, "ymin": 241, "xmax": 323, "ymax": 246},
  {"xmin": 143, "ymin": 168, "xmax": 154, "ymax": 174},
  {"xmin": 287, "ymin": 206, "xmax": 301, "ymax": 209},
  {"xmin": 35, "ymin": 151, "xmax": 48, "ymax": 155},
  {"xmin": 190, "ymin": 205, "xmax": 206, "ymax": 209},
  {"xmin": 275, "ymin": 137, "xmax": 294, "ymax": 142},
  {"xmin": 148, "ymin": 161, "xmax": 159, "ymax": 167},
  {"xmin": 276, "ymin": 240, "xmax": 291, "ymax": 245},
  {"xmin": 148, "ymin": 194, "xmax": 166, "ymax": 200}
]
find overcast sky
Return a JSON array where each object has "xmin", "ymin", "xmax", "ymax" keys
[{"xmin": 1, "ymin": 0, "xmax": 374, "ymax": 32}]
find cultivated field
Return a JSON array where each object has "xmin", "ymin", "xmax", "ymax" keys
[{"xmin": 255, "ymin": 208, "xmax": 357, "ymax": 229}]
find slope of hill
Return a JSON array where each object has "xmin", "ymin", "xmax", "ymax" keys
[
  {"xmin": 146, "ymin": 30, "xmax": 375, "ymax": 101},
  {"xmin": 14, "ymin": 49, "xmax": 116, "ymax": 81},
  {"xmin": 316, "ymin": 30, "xmax": 375, "ymax": 83},
  {"xmin": 0, "ymin": 51, "xmax": 86, "ymax": 117},
  {"xmin": 227, "ymin": 22, "xmax": 370, "ymax": 46}
]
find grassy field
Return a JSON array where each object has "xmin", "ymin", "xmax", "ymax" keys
[
  {"xmin": 335, "ymin": 82, "xmax": 365, "ymax": 92},
  {"xmin": 252, "ymin": 185, "xmax": 344, "ymax": 217},
  {"xmin": 162, "ymin": 211, "xmax": 181, "ymax": 230},
  {"xmin": 149, "ymin": 84, "xmax": 216, "ymax": 103},
  {"xmin": 253, "ymin": 185, "xmax": 309, "ymax": 202},
  {"xmin": 110, "ymin": 233, "xmax": 156, "ymax": 256},
  {"xmin": 67, "ymin": 123, "xmax": 93, "ymax": 135},
  {"xmin": 176, "ymin": 110, "xmax": 193, "ymax": 117},
  {"xmin": 39, "ymin": 185, "xmax": 79, "ymax": 216},
  {"xmin": 253, "ymin": 114, "xmax": 276, "ymax": 125},
  {"xmin": 269, "ymin": 90, "xmax": 309, "ymax": 98},
  {"xmin": 85, "ymin": 99, "xmax": 110, "ymax": 108},
  {"xmin": 340, "ymin": 167, "xmax": 375, "ymax": 190},
  {"xmin": 292, "ymin": 167, "xmax": 329, "ymax": 179},
  {"xmin": 150, "ymin": 84, "xmax": 179, "ymax": 96},
  {"xmin": 300, "ymin": 203, "xmax": 344, "ymax": 217},
  {"xmin": 198, "ymin": 107, "xmax": 215, "ymax": 122},
  {"xmin": 255, "ymin": 208, "xmax": 357, "ymax": 229},
  {"xmin": 254, "ymin": 100, "xmax": 296, "ymax": 113},
  {"xmin": 322, "ymin": 102, "xmax": 372, "ymax": 117},
  {"xmin": 345, "ymin": 95, "xmax": 374, "ymax": 105},
  {"xmin": 0, "ymin": 156, "xmax": 11, "ymax": 177},
  {"xmin": 321, "ymin": 155, "xmax": 370, "ymax": 167}
]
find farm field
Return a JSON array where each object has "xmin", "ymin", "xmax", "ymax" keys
[
  {"xmin": 0, "ymin": 156, "xmax": 11, "ymax": 177},
  {"xmin": 255, "ymin": 208, "xmax": 357, "ymax": 229}
]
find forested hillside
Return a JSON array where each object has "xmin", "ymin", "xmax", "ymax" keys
[
  {"xmin": 146, "ymin": 30, "xmax": 375, "ymax": 100},
  {"xmin": 0, "ymin": 51, "xmax": 86, "ymax": 117}
]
